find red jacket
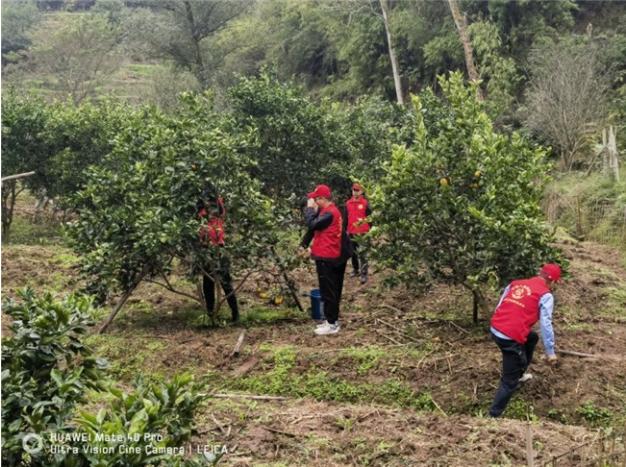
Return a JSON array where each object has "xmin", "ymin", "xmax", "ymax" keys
[
  {"xmin": 491, "ymin": 277, "xmax": 551, "ymax": 344},
  {"xmin": 198, "ymin": 197, "xmax": 225, "ymax": 246},
  {"xmin": 346, "ymin": 196, "xmax": 370, "ymax": 235},
  {"xmin": 311, "ymin": 203, "xmax": 343, "ymax": 259}
]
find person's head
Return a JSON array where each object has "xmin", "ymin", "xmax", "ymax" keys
[
  {"xmin": 538, "ymin": 263, "xmax": 562, "ymax": 290},
  {"xmin": 307, "ymin": 184, "xmax": 332, "ymax": 208},
  {"xmin": 352, "ymin": 182, "xmax": 364, "ymax": 199}
]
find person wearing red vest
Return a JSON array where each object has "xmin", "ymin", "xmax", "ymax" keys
[
  {"xmin": 346, "ymin": 182, "xmax": 372, "ymax": 284},
  {"xmin": 197, "ymin": 190, "xmax": 239, "ymax": 322},
  {"xmin": 489, "ymin": 263, "xmax": 562, "ymax": 417},
  {"xmin": 301, "ymin": 184, "xmax": 348, "ymax": 336}
]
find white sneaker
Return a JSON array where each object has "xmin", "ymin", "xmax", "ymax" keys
[
  {"xmin": 314, "ymin": 322, "xmax": 340, "ymax": 335},
  {"xmin": 316, "ymin": 320, "xmax": 339, "ymax": 328},
  {"xmin": 519, "ymin": 372, "xmax": 533, "ymax": 383}
]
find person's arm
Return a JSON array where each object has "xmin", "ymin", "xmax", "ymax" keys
[
  {"xmin": 496, "ymin": 284, "xmax": 510, "ymax": 308},
  {"xmin": 539, "ymin": 293, "xmax": 556, "ymax": 357},
  {"xmin": 217, "ymin": 197, "xmax": 225, "ymax": 217},
  {"xmin": 364, "ymin": 200, "xmax": 372, "ymax": 227},
  {"xmin": 300, "ymin": 229, "xmax": 314, "ymax": 248},
  {"xmin": 304, "ymin": 207, "xmax": 333, "ymax": 231}
]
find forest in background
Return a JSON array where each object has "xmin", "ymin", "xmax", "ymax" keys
[{"xmin": 3, "ymin": 0, "xmax": 625, "ymax": 250}]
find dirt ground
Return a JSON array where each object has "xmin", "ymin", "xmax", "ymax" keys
[{"xmin": 2, "ymin": 204, "xmax": 625, "ymax": 466}]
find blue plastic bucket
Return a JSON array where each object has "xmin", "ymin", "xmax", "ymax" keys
[{"xmin": 310, "ymin": 288, "xmax": 325, "ymax": 320}]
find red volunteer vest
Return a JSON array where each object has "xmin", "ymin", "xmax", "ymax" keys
[
  {"xmin": 346, "ymin": 196, "xmax": 370, "ymax": 235},
  {"xmin": 491, "ymin": 277, "xmax": 551, "ymax": 344},
  {"xmin": 198, "ymin": 208, "xmax": 225, "ymax": 246},
  {"xmin": 311, "ymin": 203, "xmax": 342, "ymax": 259}
]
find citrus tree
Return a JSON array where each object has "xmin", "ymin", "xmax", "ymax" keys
[
  {"xmin": 67, "ymin": 93, "xmax": 276, "ymax": 330},
  {"xmin": 1, "ymin": 93, "xmax": 51, "ymax": 237},
  {"xmin": 37, "ymin": 98, "xmax": 134, "ymax": 201},
  {"xmin": 1, "ymin": 93, "xmax": 135, "ymax": 237},
  {"xmin": 372, "ymin": 72, "xmax": 562, "ymax": 322},
  {"xmin": 226, "ymin": 72, "xmax": 355, "ymax": 200}
]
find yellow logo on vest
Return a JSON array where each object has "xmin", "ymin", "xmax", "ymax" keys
[{"xmin": 510, "ymin": 285, "xmax": 532, "ymax": 300}]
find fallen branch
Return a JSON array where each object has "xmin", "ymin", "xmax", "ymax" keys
[
  {"xmin": 376, "ymin": 316, "xmax": 422, "ymax": 344},
  {"xmin": 1, "ymin": 171, "xmax": 36, "ymax": 182},
  {"xmin": 448, "ymin": 321, "xmax": 470, "ymax": 335},
  {"xmin": 431, "ymin": 397, "xmax": 448, "ymax": 417},
  {"xmin": 380, "ymin": 303, "xmax": 405, "ymax": 314},
  {"xmin": 263, "ymin": 426, "xmax": 297, "ymax": 438},
  {"xmin": 526, "ymin": 423, "xmax": 534, "ymax": 467},
  {"xmin": 418, "ymin": 352, "xmax": 457, "ymax": 369},
  {"xmin": 210, "ymin": 414, "xmax": 228, "ymax": 435},
  {"xmin": 232, "ymin": 356, "xmax": 259, "ymax": 378},
  {"xmin": 374, "ymin": 324, "xmax": 404, "ymax": 345},
  {"xmin": 559, "ymin": 349, "xmax": 598, "ymax": 358},
  {"xmin": 206, "ymin": 393, "xmax": 289, "ymax": 401},
  {"xmin": 230, "ymin": 330, "xmax": 246, "ymax": 358}
]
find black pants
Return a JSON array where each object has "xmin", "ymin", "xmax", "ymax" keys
[
  {"xmin": 489, "ymin": 330, "xmax": 538, "ymax": 417},
  {"xmin": 350, "ymin": 235, "xmax": 368, "ymax": 277},
  {"xmin": 202, "ymin": 258, "xmax": 239, "ymax": 322},
  {"xmin": 315, "ymin": 260, "xmax": 346, "ymax": 324}
]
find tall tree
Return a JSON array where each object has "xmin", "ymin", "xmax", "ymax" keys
[
  {"xmin": 524, "ymin": 38, "xmax": 611, "ymax": 170},
  {"xmin": 130, "ymin": 0, "xmax": 251, "ymax": 89},
  {"xmin": 379, "ymin": 0, "xmax": 404, "ymax": 105},
  {"xmin": 447, "ymin": 0, "xmax": 483, "ymax": 100},
  {"xmin": 30, "ymin": 14, "xmax": 121, "ymax": 104}
]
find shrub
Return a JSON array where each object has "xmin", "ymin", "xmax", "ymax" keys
[
  {"xmin": 1, "ymin": 289, "xmax": 107, "ymax": 465},
  {"xmin": 373, "ymin": 72, "xmax": 562, "ymax": 322}
]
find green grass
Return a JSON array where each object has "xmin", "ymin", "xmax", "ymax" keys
[
  {"xmin": 340, "ymin": 346, "xmax": 387, "ymax": 375},
  {"xmin": 576, "ymin": 401, "xmax": 613, "ymax": 427},
  {"xmin": 52, "ymin": 251, "xmax": 79, "ymax": 267},
  {"xmin": 3, "ymin": 215, "xmax": 63, "ymax": 245},
  {"xmin": 505, "ymin": 398, "xmax": 538, "ymax": 421},
  {"xmin": 239, "ymin": 305, "xmax": 304, "ymax": 327},
  {"xmin": 606, "ymin": 287, "xmax": 626, "ymax": 316},
  {"xmin": 546, "ymin": 173, "xmax": 626, "ymax": 251},
  {"xmin": 219, "ymin": 345, "xmax": 436, "ymax": 410},
  {"xmin": 85, "ymin": 333, "xmax": 169, "ymax": 381}
]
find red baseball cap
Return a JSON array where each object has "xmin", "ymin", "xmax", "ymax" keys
[
  {"xmin": 352, "ymin": 182, "xmax": 363, "ymax": 191},
  {"xmin": 540, "ymin": 263, "xmax": 562, "ymax": 282},
  {"xmin": 307, "ymin": 184, "xmax": 332, "ymax": 199}
]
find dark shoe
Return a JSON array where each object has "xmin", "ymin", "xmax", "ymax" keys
[
  {"xmin": 350, "ymin": 270, "xmax": 359, "ymax": 278},
  {"xmin": 360, "ymin": 274, "xmax": 368, "ymax": 285}
]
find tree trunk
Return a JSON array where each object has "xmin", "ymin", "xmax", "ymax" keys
[
  {"xmin": 379, "ymin": 0, "xmax": 404, "ymax": 106},
  {"xmin": 98, "ymin": 286, "xmax": 137, "ymax": 333},
  {"xmin": 270, "ymin": 246, "xmax": 304, "ymax": 312},
  {"xmin": 607, "ymin": 126, "xmax": 620, "ymax": 182},
  {"xmin": 183, "ymin": 0, "xmax": 209, "ymax": 89},
  {"xmin": 447, "ymin": 0, "xmax": 483, "ymax": 100},
  {"xmin": 471, "ymin": 288, "xmax": 486, "ymax": 324},
  {"xmin": 196, "ymin": 279, "xmax": 207, "ymax": 311},
  {"xmin": 1, "ymin": 180, "xmax": 17, "ymax": 240}
]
